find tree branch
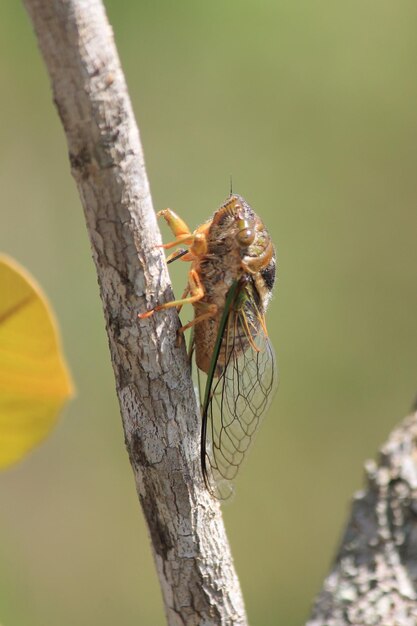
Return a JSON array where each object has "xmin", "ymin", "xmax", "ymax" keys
[
  {"xmin": 307, "ymin": 410, "xmax": 417, "ymax": 626},
  {"xmin": 23, "ymin": 1, "xmax": 248, "ymax": 624}
]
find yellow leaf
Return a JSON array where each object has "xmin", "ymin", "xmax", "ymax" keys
[{"xmin": 0, "ymin": 255, "xmax": 73, "ymax": 468}]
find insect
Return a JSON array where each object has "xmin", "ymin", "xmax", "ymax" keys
[{"xmin": 139, "ymin": 193, "xmax": 277, "ymax": 498}]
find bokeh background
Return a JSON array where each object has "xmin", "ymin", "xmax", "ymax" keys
[{"xmin": 1, "ymin": 2, "xmax": 417, "ymax": 625}]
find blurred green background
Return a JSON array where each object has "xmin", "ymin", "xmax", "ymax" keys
[{"xmin": 1, "ymin": 1, "xmax": 417, "ymax": 625}]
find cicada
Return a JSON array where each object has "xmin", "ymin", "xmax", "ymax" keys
[{"xmin": 139, "ymin": 193, "xmax": 277, "ymax": 499}]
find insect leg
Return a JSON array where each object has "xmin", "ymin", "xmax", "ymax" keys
[
  {"xmin": 178, "ymin": 303, "xmax": 217, "ymax": 334},
  {"xmin": 138, "ymin": 269, "xmax": 205, "ymax": 319},
  {"xmin": 241, "ymin": 240, "xmax": 274, "ymax": 273},
  {"xmin": 176, "ymin": 284, "xmax": 190, "ymax": 315},
  {"xmin": 156, "ymin": 209, "xmax": 194, "ymax": 250},
  {"xmin": 157, "ymin": 233, "xmax": 194, "ymax": 250}
]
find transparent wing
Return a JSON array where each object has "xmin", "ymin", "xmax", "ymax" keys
[{"xmin": 200, "ymin": 281, "xmax": 278, "ymax": 500}]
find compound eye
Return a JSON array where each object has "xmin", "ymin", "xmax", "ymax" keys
[{"xmin": 237, "ymin": 227, "xmax": 255, "ymax": 247}]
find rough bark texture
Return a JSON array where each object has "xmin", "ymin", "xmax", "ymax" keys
[
  {"xmin": 307, "ymin": 410, "xmax": 417, "ymax": 626},
  {"xmin": 23, "ymin": 1, "xmax": 248, "ymax": 624}
]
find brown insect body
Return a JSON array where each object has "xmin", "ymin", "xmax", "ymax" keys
[{"xmin": 193, "ymin": 194, "xmax": 275, "ymax": 373}]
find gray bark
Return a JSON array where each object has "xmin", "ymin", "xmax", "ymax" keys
[
  {"xmin": 22, "ymin": 1, "xmax": 248, "ymax": 624},
  {"xmin": 307, "ymin": 410, "xmax": 417, "ymax": 626}
]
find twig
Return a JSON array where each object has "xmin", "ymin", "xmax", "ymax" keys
[
  {"xmin": 307, "ymin": 410, "xmax": 417, "ymax": 626},
  {"xmin": 23, "ymin": 1, "xmax": 248, "ymax": 624}
]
